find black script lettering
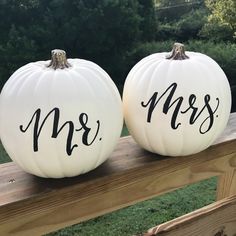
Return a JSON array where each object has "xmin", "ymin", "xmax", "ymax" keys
[
  {"xmin": 181, "ymin": 94, "xmax": 198, "ymax": 122},
  {"xmin": 19, "ymin": 108, "xmax": 101, "ymax": 156},
  {"xmin": 181, "ymin": 95, "xmax": 219, "ymax": 134},
  {"xmin": 141, "ymin": 83, "xmax": 220, "ymax": 134},
  {"xmin": 199, "ymin": 97, "xmax": 219, "ymax": 134},
  {"xmin": 141, "ymin": 83, "xmax": 183, "ymax": 129},
  {"xmin": 76, "ymin": 113, "xmax": 100, "ymax": 146}
]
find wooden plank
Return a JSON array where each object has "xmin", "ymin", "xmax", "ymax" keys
[
  {"xmin": 140, "ymin": 195, "xmax": 236, "ymax": 236},
  {"xmin": 0, "ymin": 113, "xmax": 235, "ymax": 236},
  {"xmin": 214, "ymin": 112, "xmax": 236, "ymax": 144},
  {"xmin": 216, "ymin": 113, "xmax": 236, "ymax": 200},
  {"xmin": 217, "ymin": 169, "xmax": 236, "ymax": 200}
]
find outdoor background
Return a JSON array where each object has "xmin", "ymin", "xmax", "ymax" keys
[
  {"xmin": 0, "ymin": 0, "xmax": 235, "ymax": 235},
  {"xmin": 0, "ymin": 0, "xmax": 235, "ymax": 111}
]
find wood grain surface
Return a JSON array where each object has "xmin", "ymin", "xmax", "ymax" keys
[
  {"xmin": 217, "ymin": 169, "xmax": 236, "ymax": 200},
  {"xmin": 140, "ymin": 195, "xmax": 236, "ymax": 236},
  {"xmin": 0, "ymin": 113, "xmax": 235, "ymax": 236}
]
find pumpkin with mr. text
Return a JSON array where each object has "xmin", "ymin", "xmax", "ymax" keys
[
  {"xmin": 123, "ymin": 43, "xmax": 231, "ymax": 156},
  {"xmin": 0, "ymin": 49, "xmax": 123, "ymax": 178}
]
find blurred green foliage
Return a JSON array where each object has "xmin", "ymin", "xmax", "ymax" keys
[
  {"xmin": 0, "ymin": 0, "xmax": 235, "ymax": 111},
  {"xmin": 202, "ymin": 0, "xmax": 236, "ymax": 40},
  {"xmin": 0, "ymin": 0, "xmax": 156, "ymax": 89}
]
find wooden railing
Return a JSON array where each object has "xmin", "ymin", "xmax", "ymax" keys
[{"xmin": 0, "ymin": 113, "xmax": 235, "ymax": 236}]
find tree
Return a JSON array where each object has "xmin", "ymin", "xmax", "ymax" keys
[
  {"xmin": 201, "ymin": 0, "xmax": 236, "ymax": 41},
  {"xmin": 0, "ymin": 0, "xmax": 157, "ymax": 90},
  {"xmin": 155, "ymin": 0, "xmax": 205, "ymax": 21},
  {"xmin": 137, "ymin": 0, "xmax": 157, "ymax": 41},
  {"xmin": 153, "ymin": 0, "xmax": 207, "ymax": 41}
]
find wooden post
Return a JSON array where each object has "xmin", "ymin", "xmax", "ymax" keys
[
  {"xmin": 216, "ymin": 113, "xmax": 236, "ymax": 200},
  {"xmin": 217, "ymin": 169, "xmax": 236, "ymax": 200}
]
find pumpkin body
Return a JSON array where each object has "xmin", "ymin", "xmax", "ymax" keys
[
  {"xmin": 0, "ymin": 57, "xmax": 123, "ymax": 178},
  {"xmin": 123, "ymin": 50, "xmax": 231, "ymax": 156}
]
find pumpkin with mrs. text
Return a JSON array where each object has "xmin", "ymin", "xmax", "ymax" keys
[
  {"xmin": 0, "ymin": 49, "xmax": 123, "ymax": 178},
  {"xmin": 123, "ymin": 43, "xmax": 231, "ymax": 156}
]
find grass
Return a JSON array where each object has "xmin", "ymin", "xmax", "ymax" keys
[
  {"xmin": 121, "ymin": 125, "xmax": 130, "ymax": 137},
  {"xmin": 0, "ymin": 126, "xmax": 217, "ymax": 236},
  {"xmin": 47, "ymin": 178, "xmax": 217, "ymax": 236},
  {"xmin": 0, "ymin": 141, "xmax": 11, "ymax": 163}
]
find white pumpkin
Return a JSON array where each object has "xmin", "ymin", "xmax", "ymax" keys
[
  {"xmin": 123, "ymin": 43, "xmax": 231, "ymax": 156},
  {"xmin": 0, "ymin": 49, "xmax": 123, "ymax": 178}
]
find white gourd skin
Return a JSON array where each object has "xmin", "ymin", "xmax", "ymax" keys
[
  {"xmin": 123, "ymin": 46, "xmax": 231, "ymax": 156},
  {"xmin": 0, "ymin": 54, "xmax": 123, "ymax": 178}
]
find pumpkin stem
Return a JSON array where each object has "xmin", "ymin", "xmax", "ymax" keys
[
  {"xmin": 166, "ymin": 43, "xmax": 189, "ymax": 60},
  {"xmin": 47, "ymin": 49, "xmax": 71, "ymax": 69}
]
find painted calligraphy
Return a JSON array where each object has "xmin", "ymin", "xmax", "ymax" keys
[
  {"xmin": 19, "ymin": 107, "xmax": 101, "ymax": 156},
  {"xmin": 141, "ymin": 83, "xmax": 220, "ymax": 134}
]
